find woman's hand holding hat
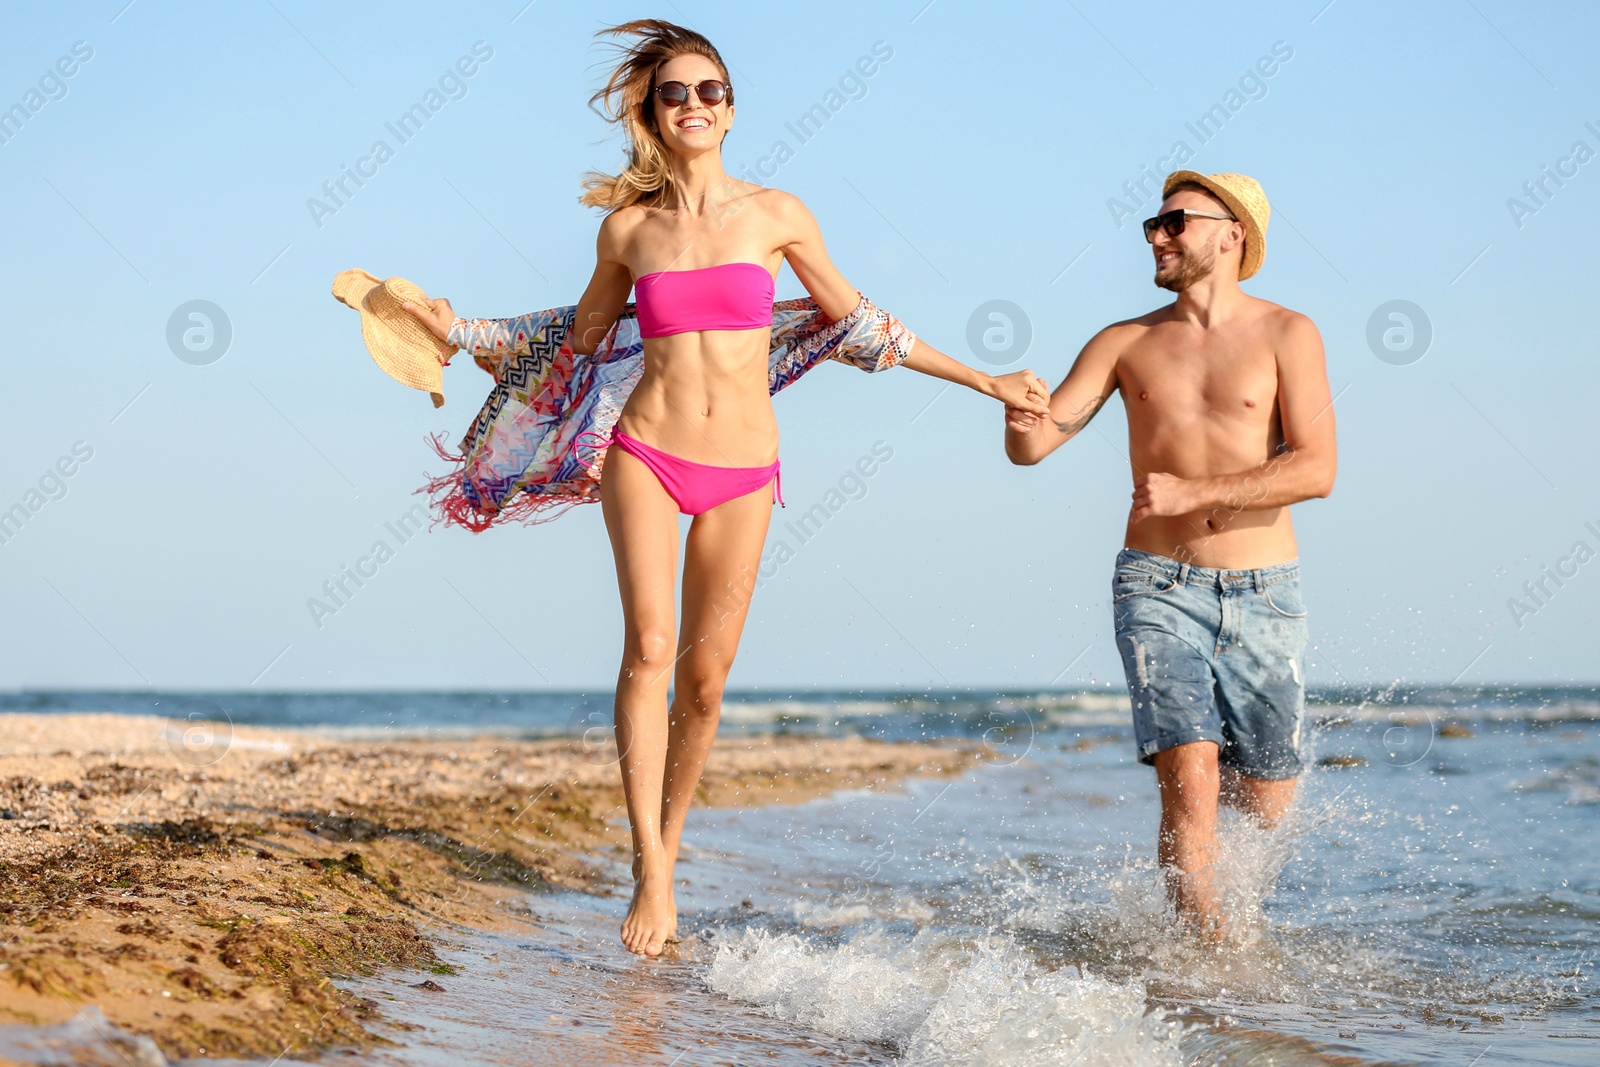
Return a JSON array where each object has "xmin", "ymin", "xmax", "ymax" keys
[
  {"xmin": 331, "ymin": 269, "xmax": 459, "ymax": 408},
  {"xmin": 401, "ymin": 296, "xmax": 457, "ymax": 345}
]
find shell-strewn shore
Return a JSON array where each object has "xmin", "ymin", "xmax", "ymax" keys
[{"xmin": 0, "ymin": 713, "xmax": 969, "ymax": 1061}]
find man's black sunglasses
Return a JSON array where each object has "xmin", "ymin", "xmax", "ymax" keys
[{"xmin": 1142, "ymin": 208, "xmax": 1236, "ymax": 242}]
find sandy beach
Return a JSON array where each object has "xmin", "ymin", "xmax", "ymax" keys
[{"xmin": 0, "ymin": 713, "xmax": 970, "ymax": 1062}]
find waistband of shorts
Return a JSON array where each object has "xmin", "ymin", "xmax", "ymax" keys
[{"xmin": 1115, "ymin": 547, "xmax": 1300, "ymax": 589}]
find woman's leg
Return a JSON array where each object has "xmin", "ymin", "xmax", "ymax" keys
[
  {"xmin": 599, "ymin": 446, "xmax": 683, "ymax": 956},
  {"xmin": 658, "ymin": 481, "xmax": 775, "ymax": 909}
]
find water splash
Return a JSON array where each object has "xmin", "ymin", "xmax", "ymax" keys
[{"xmin": 705, "ymin": 926, "xmax": 1185, "ymax": 1066}]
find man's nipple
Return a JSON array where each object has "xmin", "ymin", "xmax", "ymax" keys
[
  {"xmin": 1244, "ymin": 398, "xmax": 1256, "ymax": 407},
  {"xmin": 1138, "ymin": 390, "xmax": 1149, "ymax": 401}
]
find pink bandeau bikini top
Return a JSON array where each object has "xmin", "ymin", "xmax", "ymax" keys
[{"xmin": 633, "ymin": 261, "xmax": 775, "ymax": 338}]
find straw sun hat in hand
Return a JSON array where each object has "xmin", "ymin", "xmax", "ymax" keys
[{"xmin": 332, "ymin": 269, "xmax": 458, "ymax": 408}]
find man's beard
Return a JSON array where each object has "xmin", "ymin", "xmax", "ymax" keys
[{"xmin": 1154, "ymin": 244, "xmax": 1216, "ymax": 292}]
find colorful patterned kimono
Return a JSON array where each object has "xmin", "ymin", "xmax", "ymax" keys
[{"xmin": 419, "ymin": 294, "xmax": 915, "ymax": 531}]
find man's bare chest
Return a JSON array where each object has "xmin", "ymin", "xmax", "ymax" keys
[{"xmin": 1117, "ymin": 337, "xmax": 1280, "ymax": 427}]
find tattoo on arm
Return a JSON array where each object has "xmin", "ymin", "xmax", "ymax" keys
[{"xmin": 1052, "ymin": 395, "xmax": 1107, "ymax": 436}]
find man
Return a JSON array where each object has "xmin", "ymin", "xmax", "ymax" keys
[{"xmin": 1004, "ymin": 171, "xmax": 1336, "ymax": 938}]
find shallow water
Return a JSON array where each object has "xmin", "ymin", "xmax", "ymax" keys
[
  {"xmin": 335, "ymin": 715, "xmax": 1597, "ymax": 1066},
  {"xmin": 3, "ymin": 690, "xmax": 1595, "ymax": 1065}
]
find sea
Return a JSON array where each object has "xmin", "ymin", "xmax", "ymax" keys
[{"xmin": 0, "ymin": 685, "xmax": 1595, "ymax": 1066}]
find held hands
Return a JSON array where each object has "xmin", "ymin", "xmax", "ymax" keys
[
  {"xmin": 400, "ymin": 296, "xmax": 457, "ymax": 345},
  {"xmin": 1130, "ymin": 471, "xmax": 1199, "ymax": 522},
  {"xmin": 989, "ymin": 369, "xmax": 1051, "ymax": 416},
  {"xmin": 1004, "ymin": 375, "xmax": 1051, "ymax": 432}
]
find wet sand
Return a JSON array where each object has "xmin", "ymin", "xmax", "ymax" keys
[{"xmin": 0, "ymin": 713, "xmax": 970, "ymax": 1062}]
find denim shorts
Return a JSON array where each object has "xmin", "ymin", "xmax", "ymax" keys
[{"xmin": 1111, "ymin": 548, "xmax": 1310, "ymax": 779}]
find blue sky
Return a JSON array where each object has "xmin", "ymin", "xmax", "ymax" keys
[{"xmin": 1, "ymin": 0, "xmax": 1596, "ymax": 692}]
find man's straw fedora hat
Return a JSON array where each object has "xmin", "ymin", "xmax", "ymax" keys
[
  {"xmin": 1161, "ymin": 171, "xmax": 1270, "ymax": 281},
  {"xmin": 332, "ymin": 269, "xmax": 457, "ymax": 407}
]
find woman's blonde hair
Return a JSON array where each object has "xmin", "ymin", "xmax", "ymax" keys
[{"xmin": 580, "ymin": 20, "xmax": 733, "ymax": 212}]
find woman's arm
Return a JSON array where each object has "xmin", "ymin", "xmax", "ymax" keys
[
  {"xmin": 899, "ymin": 337, "xmax": 1046, "ymax": 412},
  {"xmin": 773, "ymin": 191, "xmax": 1048, "ymax": 414},
  {"xmin": 569, "ymin": 212, "xmax": 634, "ymax": 356}
]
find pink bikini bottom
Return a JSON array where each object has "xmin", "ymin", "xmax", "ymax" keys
[{"xmin": 574, "ymin": 430, "xmax": 783, "ymax": 515}]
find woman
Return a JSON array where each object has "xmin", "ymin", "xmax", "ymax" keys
[{"xmin": 405, "ymin": 20, "xmax": 1047, "ymax": 957}]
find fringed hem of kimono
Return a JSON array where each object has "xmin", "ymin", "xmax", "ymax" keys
[{"xmin": 417, "ymin": 293, "xmax": 915, "ymax": 533}]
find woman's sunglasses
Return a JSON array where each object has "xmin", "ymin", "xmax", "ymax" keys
[
  {"xmin": 1142, "ymin": 208, "xmax": 1236, "ymax": 242},
  {"xmin": 652, "ymin": 79, "xmax": 731, "ymax": 108}
]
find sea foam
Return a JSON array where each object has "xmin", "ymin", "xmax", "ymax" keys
[{"xmin": 706, "ymin": 926, "xmax": 1184, "ymax": 1065}]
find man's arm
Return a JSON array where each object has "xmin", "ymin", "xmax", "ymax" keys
[
  {"xmin": 1004, "ymin": 326, "xmax": 1123, "ymax": 465},
  {"xmin": 1130, "ymin": 313, "xmax": 1336, "ymax": 521}
]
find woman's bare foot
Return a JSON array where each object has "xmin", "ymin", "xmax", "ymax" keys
[
  {"xmin": 621, "ymin": 862, "xmax": 677, "ymax": 956},
  {"xmin": 630, "ymin": 852, "xmax": 681, "ymax": 912}
]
